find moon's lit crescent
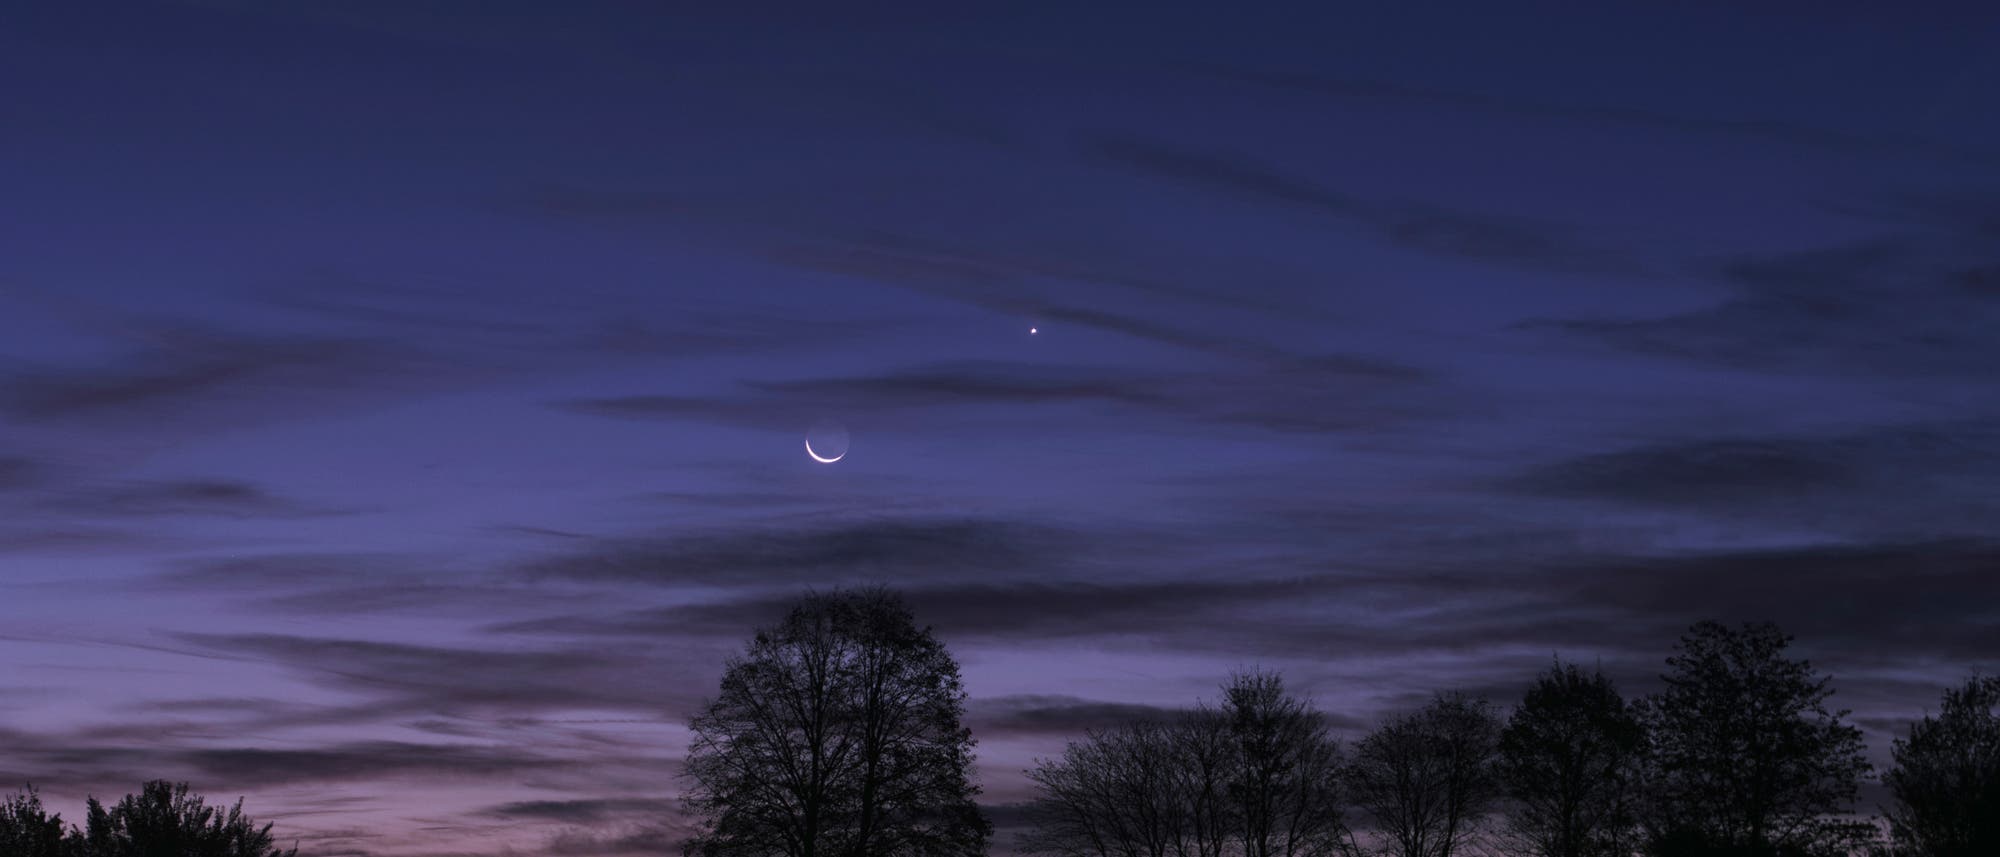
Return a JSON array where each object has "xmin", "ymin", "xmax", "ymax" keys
[{"xmin": 806, "ymin": 437, "xmax": 844, "ymax": 463}]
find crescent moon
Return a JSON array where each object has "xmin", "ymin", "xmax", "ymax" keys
[{"xmin": 805, "ymin": 437, "xmax": 844, "ymax": 463}]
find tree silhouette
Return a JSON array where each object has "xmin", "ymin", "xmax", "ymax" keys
[
  {"xmin": 1, "ymin": 785, "xmax": 66, "ymax": 857},
  {"xmin": 1497, "ymin": 661, "xmax": 1645, "ymax": 857},
  {"xmin": 1346, "ymin": 691, "xmax": 1500, "ymax": 857},
  {"xmin": 1173, "ymin": 706, "xmax": 1240, "ymax": 857},
  {"xmin": 1020, "ymin": 671, "xmax": 1345, "ymax": 857},
  {"xmin": 1884, "ymin": 675, "xmax": 2000, "ymax": 856},
  {"xmin": 71, "ymin": 780, "xmax": 295, "ymax": 857},
  {"xmin": 1021, "ymin": 717, "xmax": 1232, "ymax": 857},
  {"xmin": 1220, "ymin": 671, "xmax": 1346, "ymax": 857},
  {"xmin": 1636, "ymin": 621, "xmax": 1872, "ymax": 857},
  {"xmin": 681, "ymin": 587, "xmax": 988, "ymax": 857}
]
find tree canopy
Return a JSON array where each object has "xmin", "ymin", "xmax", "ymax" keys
[
  {"xmin": 0, "ymin": 781, "xmax": 296, "ymax": 857},
  {"xmin": 1347, "ymin": 692, "xmax": 1500, "ymax": 857},
  {"xmin": 1019, "ymin": 671, "xmax": 1345, "ymax": 857},
  {"xmin": 1497, "ymin": 661, "xmax": 1645, "ymax": 857},
  {"xmin": 0, "ymin": 786, "xmax": 66, "ymax": 857},
  {"xmin": 1022, "ymin": 717, "xmax": 1231, "ymax": 857},
  {"xmin": 1222, "ymin": 671, "xmax": 1346, "ymax": 857},
  {"xmin": 1885, "ymin": 675, "xmax": 2000, "ymax": 857},
  {"xmin": 1637, "ymin": 621, "xmax": 1871, "ymax": 857},
  {"xmin": 681, "ymin": 587, "xmax": 988, "ymax": 857}
]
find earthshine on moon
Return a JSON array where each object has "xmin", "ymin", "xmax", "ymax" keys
[
  {"xmin": 805, "ymin": 422, "xmax": 850, "ymax": 463},
  {"xmin": 806, "ymin": 437, "xmax": 844, "ymax": 463}
]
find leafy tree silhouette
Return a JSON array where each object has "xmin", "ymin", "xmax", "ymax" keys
[
  {"xmin": 1884, "ymin": 675, "xmax": 2000, "ymax": 856},
  {"xmin": 1497, "ymin": 661, "xmax": 1645, "ymax": 857},
  {"xmin": 1346, "ymin": 691, "xmax": 1500, "ymax": 857},
  {"xmin": 680, "ymin": 587, "xmax": 988, "ymax": 857},
  {"xmin": 1636, "ymin": 621, "xmax": 1872, "ymax": 857},
  {"xmin": 72, "ymin": 780, "xmax": 296, "ymax": 857},
  {"xmin": 1, "ymin": 785, "xmax": 66, "ymax": 857}
]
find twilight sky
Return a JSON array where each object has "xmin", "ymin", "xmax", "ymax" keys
[{"xmin": 4, "ymin": 3, "xmax": 2000, "ymax": 855}]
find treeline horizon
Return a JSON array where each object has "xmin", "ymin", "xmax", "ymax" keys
[
  {"xmin": 3, "ymin": 587, "xmax": 1995, "ymax": 857},
  {"xmin": 1, "ymin": 780, "xmax": 293, "ymax": 857}
]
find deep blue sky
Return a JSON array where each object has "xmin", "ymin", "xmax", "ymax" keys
[{"xmin": 4, "ymin": 3, "xmax": 1999, "ymax": 855}]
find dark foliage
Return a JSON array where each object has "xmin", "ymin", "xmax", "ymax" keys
[
  {"xmin": 681, "ymin": 587, "xmax": 989, "ymax": 857},
  {"xmin": 1, "ymin": 786, "xmax": 67, "ymax": 857},
  {"xmin": 1884, "ymin": 675, "xmax": 2000, "ymax": 857},
  {"xmin": 1497, "ymin": 661, "xmax": 1645, "ymax": 857},
  {"xmin": 1347, "ymin": 691, "xmax": 1500, "ymax": 857},
  {"xmin": 72, "ymin": 780, "xmax": 296, "ymax": 857},
  {"xmin": 1636, "ymin": 621, "xmax": 1872, "ymax": 857}
]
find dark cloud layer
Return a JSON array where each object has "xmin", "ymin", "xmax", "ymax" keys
[
  {"xmin": 499, "ymin": 528, "xmax": 2000, "ymax": 692},
  {"xmin": 0, "ymin": 327, "xmax": 414, "ymax": 427},
  {"xmin": 0, "ymin": 457, "xmax": 50, "ymax": 491},
  {"xmin": 1547, "ymin": 540, "xmax": 2000, "ymax": 663},
  {"xmin": 505, "ymin": 575, "xmax": 1324, "ymax": 646},
  {"xmin": 761, "ymin": 236, "xmax": 1335, "ymax": 338},
  {"xmin": 170, "ymin": 632, "xmax": 709, "ymax": 718},
  {"xmin": 565, "ymin": 357, "xmax": 1433, "ymax": 437},
  {"xmin": 752, "ymin": 363, "xmax": 1169, "ymax": 408},
  {"xmin": 1191, "ymin": 64, "xmax": 2000, "ymax": 167},
  {"xmin": 1084, "ymin": 135, "xmax": 1627, "ymax": 274},
  {"xmin": 153, "ymin": 552, "xmax": 596, "ymax": 618},
  {"xmin": 967, "ymin": 695, "xmax": 1183, "ymax": 736},
  {"xmin": 479, "ymin": 797, "xmax": 680, "ymax": 824},
  {"xmin": 1536, "ymin": 226, "xmax": 2000, "ymax": 376},
  {"xmin": 0, "ymin": 736, "xmax": 580, "ymax": 792},
  {"xmin": 1505, "ymin": 420, "xmax": 2000, "ymax": 519},
  {"xmin": 40, "ymin": 479, "xmax": 321, "ymax": 518},
  {"xmin": 1512, "ymin": 438, "xmax": 1855, "ymax": 505},
  {"xmin": 519, "ymin": 517, "xmax": 1073, "ymax": 588}
]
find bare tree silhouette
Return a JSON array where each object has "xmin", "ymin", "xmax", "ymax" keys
[
  {"xmin": 1221, "ymin": 671, "xmax": 1347, "ymax": 857},
  {"xmin": 1636, "ymin": 621, "xmax": 1872, "ymax": 857},
  {"xmin": 1346, "ymin": 691, "xmax": 1500, "ymax": 857},
  {"xmin": 1496, "ymin": 661, "xmax": 1644, "ymax": 857},
  {"xmin": 72, "ymin": 780, "xmax": 296, "ymax": 857},
  {"xmin": 1175, "ymin": 706, "xmax": 1241, "ymax": 857},
  {"xmin": 1021, "ymin": 717, "xmax": 1232, "ymax": 857},
  {"xmin": 680, "ymin": 587, "xmax": 988, "ymax": 857},
  {"xmin": 1020, "ymin": 671, "xmax": 1346, "ymax": 857},
  {"xmin": 1885, "ymin": 675, "xmax": 2000, "ymax": 857},
  {"xmin": 1, "ymin": 785, "xmax": 66, "ymax": 857}
]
